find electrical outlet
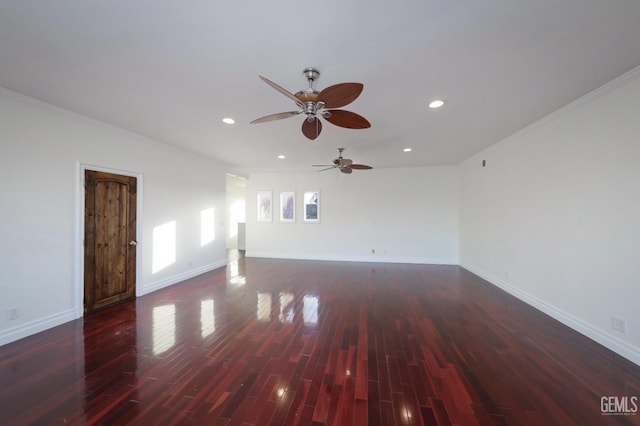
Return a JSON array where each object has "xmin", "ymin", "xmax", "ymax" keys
[
  {"xmin": 6, "ymin": 307, "xmax": 19, "ymax": 321},
  {"xmin": 612, "ymin": 316, "xmax": 627, "ymax": 333},
  {"xmin": 371, "ymin": 249, "xmax": 375, "ymax": 254}
]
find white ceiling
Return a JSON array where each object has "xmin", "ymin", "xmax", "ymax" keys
[{"xmin": 2, "ymin": 1, "xmax": 640, "ymax": 173}]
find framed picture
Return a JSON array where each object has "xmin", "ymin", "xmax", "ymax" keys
[
  {"xmin": 257, "ymin": 191, "xmax": 273, "ymax": 222},
  {"xmin": 279, "ymin": 191, "xmax": 295, "ymax": 222},
  {"xmin": 303, "ymin": 191, "xmax": 320, "ymax": 223}
]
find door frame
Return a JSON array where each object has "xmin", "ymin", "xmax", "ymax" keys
[{"xmin": 75, "ymin": 163, "xmax": 143, "ymax": 318}]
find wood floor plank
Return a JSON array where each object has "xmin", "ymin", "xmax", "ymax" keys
[{"xmin": 1, "ymin": 258, "xmax": 639, "ymax": 425}]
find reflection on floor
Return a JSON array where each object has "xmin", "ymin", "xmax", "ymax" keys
[
  {"xmin": 1, "ymin": 258, "xmax": 639, "ymax": 425},
  {"xmin": 227, "ymin": 248, "xmax": 245, "ymax": 262}
]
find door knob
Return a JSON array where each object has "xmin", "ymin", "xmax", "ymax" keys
[{"xmin": 129, "ymin": 240, "xmax": 138, "ymax": 246}]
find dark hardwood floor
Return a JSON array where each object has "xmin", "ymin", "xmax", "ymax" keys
[{"xmin": 1, "ymin": 258, "xmax": 639, "ymax": 425}]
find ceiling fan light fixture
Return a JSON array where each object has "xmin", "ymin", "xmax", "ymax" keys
[{"xmin": 428, "ymin": 100, "xmax": 444, "ymax": 109}]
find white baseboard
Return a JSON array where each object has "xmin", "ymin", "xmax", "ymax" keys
[
  {"xmin": 246, "ymin": 251, "xmax": 457, "ymax": 265},
  {"xmin": 142, "ymin": 259, "xmax": 228, "ymax": 295},
  {"xmin": 460, "ymin": 262, "xmax": 640, "ymax": 367},
  {"xmin": 0, "ymin": 308, "xmax": 77, "ymax": 347}
]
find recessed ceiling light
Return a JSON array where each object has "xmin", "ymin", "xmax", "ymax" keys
[
  {"xmin": 403, "ymin": 148, "xmax": 412, "ymax": 152},
  {"xmin": 428, "ymin": 100, "xmax": 444, "ymax": 109},
  {"xmin": 277, "ymin": 154, "xmax": 286, "ymax": 159},
  {"xmin": 222, "ymin": 117, "xmax": 235, "ymax": 124}
]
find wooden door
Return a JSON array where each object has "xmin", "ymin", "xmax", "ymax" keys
[{"xmin": 84, "ymin": 170, "xmax": 137, "ymax": 313}]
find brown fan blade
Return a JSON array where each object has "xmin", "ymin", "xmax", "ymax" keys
[
  {"xmin": 250, "ymin": 111, "xmax": 301, "ymax": 124},
  {"xmin": 340, "ymin": 166, "xmax": 353, "ymax": 174},
  {"xmin": 318, "ymin": 83, "xmax": 363, "ymax": 108},
  {"xmin": 351, "ymin": 164, "xmax": 372, "ymax": 170},
  {"xmin": 301, "ymin": 117, "xmax": 322, "ymax": 140},
  {"xmin": 259, "ymin": 75, "xmax": 302, "ymax": 105},
  {"xmin": 324, "ymin": 110, "xmax": 371, "ymax": 129},
  {"xmin": 339, "ymin": 158, "xmax": 353, "ymax": 166}
]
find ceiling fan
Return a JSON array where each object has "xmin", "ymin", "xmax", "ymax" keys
[
  {"xmin": 251, "ymin": 68, "xmax": 371, "ymax": 140},
  {"xmin": 313, "ymin": 148, "xmax": 373, "ymax": 174}
]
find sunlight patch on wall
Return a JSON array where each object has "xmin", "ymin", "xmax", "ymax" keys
[
  {"xmin": 201, "ymin": 299, "xmax": 215, "ymax": 338},
  {"xmin": 152, "ymin": 221, "xmax": 176, "ymax": 274},
  {"xmin": 152, "ymin": 304, "xmax": 176, "ymax": 355},
  {"xmin": 201, "ymin": 207, "xmax": 215, "ymax": 247}
]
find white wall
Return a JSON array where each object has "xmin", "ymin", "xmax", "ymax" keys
[
  {"xmin": 459, "ymin": 70, "xmax": 640, "ymax": 365},
  {"xmin": 0, "ymin": 88, "xmax": 228, "ymax": 346},
  {"xmin": 247, "ymin": 167, "xmax": 459, "ymax": 264}
]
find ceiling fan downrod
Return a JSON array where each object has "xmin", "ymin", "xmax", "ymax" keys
[{"xmin": 298, "ymin": 68, "xmax": 321, "ymax": 119}]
